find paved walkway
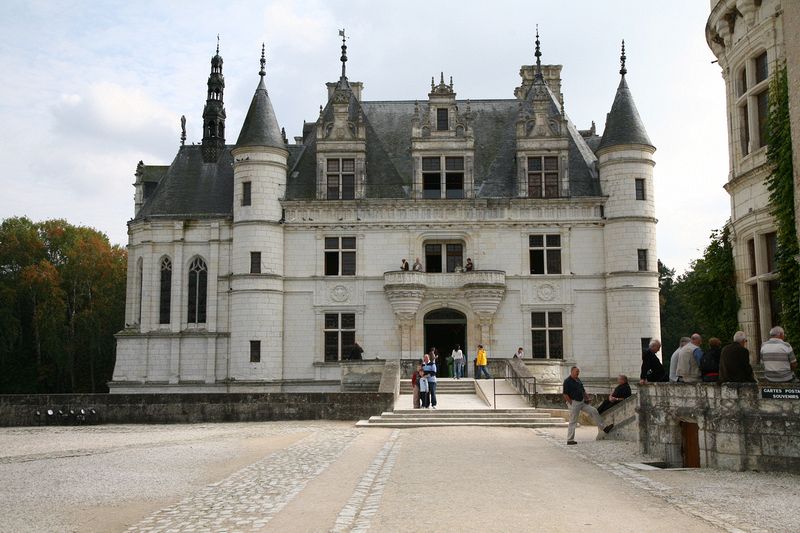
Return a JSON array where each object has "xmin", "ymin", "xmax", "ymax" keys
[{"xmin": 4, "ymin": 422, "xmax": 792, "ymax": 532}]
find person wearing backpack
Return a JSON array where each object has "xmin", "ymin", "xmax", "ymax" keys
[{"xmin": 701, "ymin": 337, "xmax": 721, "ymax": 382}]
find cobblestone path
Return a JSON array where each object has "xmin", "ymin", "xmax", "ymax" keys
[{"xmin": 126, "ymin": 427, "xmax": 360, "ymax": 532}]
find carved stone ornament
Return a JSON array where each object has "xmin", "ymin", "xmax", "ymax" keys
[
  {"xmin": 536, "ymin": 283, "xmax": 558, "ymax": 302},
  {"xmin": 330, "ymin": 284, "xmax": 350, "ymax": 303}
]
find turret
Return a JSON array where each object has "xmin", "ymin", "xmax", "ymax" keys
[
  {"xmin": 229, "ymin": 44, "xmax": 288, "ymax": 384},
  {"xmin": 598, "ymin": 41, "xmax": 660, "ymax": 380},
  {"xmin": 201, "ymin": 37, "xmax": 227, "ymax": 163}
]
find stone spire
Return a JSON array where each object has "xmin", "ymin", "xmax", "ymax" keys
[
  {"xmin": 534, "ymin": 25, "xmax": 543, "ymax": 81},
  {"xmin": 597, "ymin": 41, "xmax": 653, "ymax": 152},
  {"xmin": 201, "ymin": 38, "xmax": 227, "ymax": 162},
  {"xmin": 339, "ymin": 28, "xmax": 348, "ymax": 80},
  {"xmin": 236, "ymin": 43, "xmax": 285, "ymax": 149}
]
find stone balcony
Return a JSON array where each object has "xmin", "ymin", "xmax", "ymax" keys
[{"xmin": 383, "ymin": 270, "xmax": 506, "ymax": 291}]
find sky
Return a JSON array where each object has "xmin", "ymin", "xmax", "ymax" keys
[{"xmin": 0, "ymin": 0, "xmax": 729, "ymax": 273}]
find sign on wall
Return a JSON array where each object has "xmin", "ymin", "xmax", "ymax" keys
[{"xmin": 761, "ymin": 388, "xmax": 800, "ymax": 400}]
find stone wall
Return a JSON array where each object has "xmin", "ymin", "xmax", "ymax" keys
[
  {"xmin": 0, "ymin": 392, "xmax": 394, "ymax": 427},
  {"xmin": 638, "ymin": 383, "xmax": 800, "ymax": 473}
]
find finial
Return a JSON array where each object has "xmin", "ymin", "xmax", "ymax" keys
[
  {"xmin": 534, "ymin": 25, "xmax": 543, "ymax": 80},
  {"xmin": 620, "ymin": 39, "xmax": 627, "ymax": 76},
  {"xmin": 180, "ymin": 115, "xmax": 186, "ymax": 146},
  {"xmin": 281, "ymin": 127, "xmax": 287, "ymax": 144},
  {"xmin": 339, "ymin": 29, "xmax": 348, "ymax": 79},
  {"xmin": 431, "ymin": 76, "xmax": 435, "ymax": 90},
  {"xmin": 449, "ymin": 75, "xmax": 453, "ymax": 89},
  {"xmin": 440, "ymin": 72, "xmax": 444, "ymax": 85},
  {"xmin": 216, "ymin": 34, "xmax": 220, "ymax": 55},
  {"xmin": 259, "ymin": 43, "xmax": 266, "ymax": 78}
]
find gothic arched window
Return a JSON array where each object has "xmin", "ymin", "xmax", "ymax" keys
[
  {"xmin": 187, "ymin": 257, "xmax": 207, "ymax": 324},
  {"xmin": 159, "ymin": 257, "xmax": 172, "ymax": 325}
]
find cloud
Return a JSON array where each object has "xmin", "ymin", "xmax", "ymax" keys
[{"xmin": 263, "ymin": 2, "xmax": 334, "ymax": 52}]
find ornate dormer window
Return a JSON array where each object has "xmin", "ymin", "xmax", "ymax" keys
[
  {"xmin": 514, "ymin": 29, "xmax": 570, "ymax": 199},
  {"xmin": 315, "ymin": 30, "xmax": 367, "ymax": 200},
  {"xmin": 411, "ymin": 73, "xmax": 474, "ymax": 199}
]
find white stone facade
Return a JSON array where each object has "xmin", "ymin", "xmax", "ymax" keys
[
  {"xmin": 706, "ymin": 0, "xmax": 786, "ymax": 355},
  {"xmin": 111, "ymin": 46, "xmax": 660, "ymax": 393}
]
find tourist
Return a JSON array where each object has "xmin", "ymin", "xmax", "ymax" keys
[
  {"xmin": 400, "ymin": 258, "xmax": 409, "ymax": 271},
  {"xmin": 760, "ymin": 326, "xmax": 798, "ymax": 383},
  {"xmin": 701, "ymin": 337, "xmax": 722, "ymax": 382},
  {"xmin": 563, "ymin": 366, "xmax": 614, "ymax": 445},
  {"xmin": 347, "ymin": 342, "xmax": 363, "ymax": 361},
  {"xmin": 513, "ymin": 347, "xmax": 524, "ymax": 359},
  {"xmin": 676, "ymin": 333, "xmax": 703, "ymax": 383},
  {"xmin": 597, "ymin": 374, "xmax": 632, "ymax": 414},
  {"xmin": 669, "ymin": 337, "xmax": 691, "ymax": 382},
  {"xmin": 475, "ymin": 344, "xmax": 492, "ymax": 379},
  {"xmin": 464, "ymin": 258, "xmax": 474, "ymax": 271},
  {"xmin": 422, "ymin": 353, "xmax": 438, "ymax": 408},
  {"xmin": 640, "ymin": 338, "xmax": 667, "ymax": 384},
  {"xmin": 412, "ymin": 257, "xmax": 423, "ymax": 272},
  {"xmin": 411, "ymin": 363, "xmax": 422, "ymax": 408},
  {"xmin": 452, "ymin": 345, "xmax": 464, "ymax": 379},
  {"xmin": 419, "ymin": 366, "xmax": 430, "ymax": 408},
  {"xmin": 719, "ymin": 331, "xmax": 756, "ymax": 383}
]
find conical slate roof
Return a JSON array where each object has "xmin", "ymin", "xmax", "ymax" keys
[
  {"xmin": 236, "ymin": 77, "xmax": 285, "ymax": 149},
  {"xmin": 597, "ymin": 76, "xmax": 653, "ymax": 151}
]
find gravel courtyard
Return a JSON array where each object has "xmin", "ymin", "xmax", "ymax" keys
[{"xmin": 0, "ymin": 421, "xmax": 798, "ymax": 532}]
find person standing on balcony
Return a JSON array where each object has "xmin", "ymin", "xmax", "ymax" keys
[
  {"xmin": 412, "ymin": 257, "xmax": 423, "ymax": 272},
  {"xmin": 400, "ymin": 258, "xmax": 409, "ymax": 271},
  {"xmin": 513, "ymin": 347, "xmax": 525, "ymax": 359},
  {"xmin": 464, "ymin": 258, "xmax": 474, "ymax": 271},
  {"xmin": 475, "ymin": 344, "xmax": 492, "ymax": 379}
]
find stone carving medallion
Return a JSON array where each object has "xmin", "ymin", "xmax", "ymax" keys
[
  {"xmin": 536, "ymin": 283, "xmax": 557, "ymax": 301},
  {"xmin": 330, "ymin": 285, "xmax": 350, "ymax": 303}
]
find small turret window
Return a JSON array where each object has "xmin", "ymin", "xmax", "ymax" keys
[
  {"xmin": 242, "ymin": 181, "xmax": 252, "ymax": 206},
  {"xmin": 635, "ymin": 178, "xmax": 646, "ymax": 201},
  {"xmin": 637, "ymin": 249, "xmax": 649, "ymax": 271}
]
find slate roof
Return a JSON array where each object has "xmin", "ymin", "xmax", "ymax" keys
[
  {"xmin": 136, "ymin": 74, "xmax": 614, "ymax": 221},
  {"xmin": 236, "ymin": 78, "xmax": 284, "ymax": 149},
  {"xmin": 597, "ymin": 76, "xmax": 653, "ymax": 151}
]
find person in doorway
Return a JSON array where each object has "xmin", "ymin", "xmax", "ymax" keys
[
  {"xmin": 412, "ymin": 363, "xmax": 422, "ymax": 408},
  {"xmin": 563, "ymin": 366, "xmax": 614, "ymax": 444},
  {"xmin": 451, "ymin": 345, "xmax": 464, "ymax": 379},
  {"xmin": 418, "ymin": 366, "xmax": 430, "ymax": 408},
  {"xmin": 422, "ymin": 353, "xmax": 438, "ymax": 408},
  {"xmin": 475, "ymin": 344, "xmax": 492, "ymax": 379},
  {"xmin": 669, "ymin": 337, "xmax": 691, "ymax": 382},
  {"xmin": 412, "ymin": 257, "xmax": 423, "ymax": 272},
  {"xmin": 640, "ymin": 338, "xmax": 667, "ymax": 384},
  {"xmin": 677, "ymin": 334, "xmax": 703, "ymax": 383},
  {"xmin": 761, "ymin": 326, "xmax": 798, "ymax": 382},
  {"xmin": 701, "ymin": 337, "xmax": 722, "ymax": 382},
  {"xmin": 348, "ymin": 342, "xmax": 363, "ymax": 361},
  {"xmin": 464, "ymin": 258, "xmax": 474, "ymax": 271},
  {"xmin": 400, "ymin": 259, "xmax": 409, "ymax": 271},
  {"xmin": 513, "ymin": 347, "xmax": 525, "ymax": 359},
  {"xmin": 597, "ymin": 374, "xmax": 632, "ymax": 414},
  {"xmin": 719, "ymin": 331, "xmax": 756, "ymax": 383}
]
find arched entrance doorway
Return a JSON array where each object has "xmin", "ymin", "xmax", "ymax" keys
[{"xmin": 423, "ymin": 308, "xmax": 467, "ymax": 378}]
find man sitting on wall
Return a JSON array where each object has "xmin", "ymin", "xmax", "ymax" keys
[
  {"xmin": 598, "ymin": 374, "xmax": 632, "ymax": 414},
  {"xmin": 761, "ymin": 326, "xmax": 798, "ymax": 383},
  {"xmin": 719, "ymin": 331, "xmax": 756, "ymax": 383}
]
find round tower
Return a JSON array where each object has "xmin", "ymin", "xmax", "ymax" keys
[
  {"xmin": 597, "ymin": 42, "xmax": 660, "ymax": 381},
  {"xmin": 229, "ymin": 45, "xmax": 288, "ymax": 387}
]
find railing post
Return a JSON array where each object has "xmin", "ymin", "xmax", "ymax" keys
[{"xmin": 493, "ymin": 377, "xmax": 496, "ymax": 411}]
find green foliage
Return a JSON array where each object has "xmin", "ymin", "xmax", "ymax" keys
[
  {"xmin": 659, "ymin": 226, "xmax": 740, "ymax": 358},
  {"xmin": 0, "ymin": 217, "xmax": 127, "ymax": 393},
  {"xmin": 765, "ymin": 65, "xmax": 800, "ymax": 342}
]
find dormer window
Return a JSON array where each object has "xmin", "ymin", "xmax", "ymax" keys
[
  {"xmin": 528, "ymin": 156, "xmax": 559, "ymax": 198},
  {"xmin": 326, "ymin": 158, "xmax": 355, "ymax": 200},
  {"xmin": 422, "ymin": 156, "xmax": 464, "ymax": 199},
  {"xmin": 437, "ymin": 108, "xmax": 449, "ymax": 131}
]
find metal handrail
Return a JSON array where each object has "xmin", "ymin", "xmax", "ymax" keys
[{"xmin": 491, "ymin": 375, "xmax": 538, "ymax": 410}]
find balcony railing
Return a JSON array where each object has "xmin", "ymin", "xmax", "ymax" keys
[{"xmin": 384, "ymin": 270, "xmax": 506, "ymax": 290}]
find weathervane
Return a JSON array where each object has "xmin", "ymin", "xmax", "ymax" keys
[
  {"xmin": 620, "ymin": 39, "xmax": 627, "ymax": 76},
  {"xmin": 339, "ymin": 28, "xmax": 348, "ymax": 79}
]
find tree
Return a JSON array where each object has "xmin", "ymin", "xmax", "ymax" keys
[
  {"xmin": 0, "ymin": 217, "xmax": 127, "ymax": 393},
  {"xmin": 659, "ymin": 226, "xmax": 740, "ymax": 359}
]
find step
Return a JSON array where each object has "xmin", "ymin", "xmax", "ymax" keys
[
  {"xmin": 356, "ymin": 420, "xmax": 568, "ymax": 428},
  {"xmin": 369, "ymin": 416, "xmax": 554, "ymax": 424},
  {"xmin": 376, "ymin": 412, "xmax": 553, "ymax": 419},
  {"xmin": 392, "ymin": 408, "xmax": 545, "ymax": 414}
]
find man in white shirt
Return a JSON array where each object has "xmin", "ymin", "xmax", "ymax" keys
[
  {"xmin": 669, "ymin": 337, "xmax": 691, "ymax": 382},
  {"xmin": 451, "ymin": 345, "xmax": 464, "ymax": 379}
]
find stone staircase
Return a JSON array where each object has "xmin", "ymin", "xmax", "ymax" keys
[
  {"xmin": 356, "ymin": 408, "xmax": 568, "ymax": 428},
  {"xmin": 399, "ymin": 379, "xmax": 476, "ymax": 395}
]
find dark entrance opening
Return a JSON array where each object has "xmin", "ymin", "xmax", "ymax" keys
[
  {"xmin": 423, "ymin": 308, "xmax": 467, "ymax": 378},
  {"xmin": 680, "ymin": 421, "xmax": 700, "ymax": 468}
]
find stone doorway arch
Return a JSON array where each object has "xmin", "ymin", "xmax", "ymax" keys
[{"xmin": 423, "ymin": 308, "xmax": 467, "ymax": 378}]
